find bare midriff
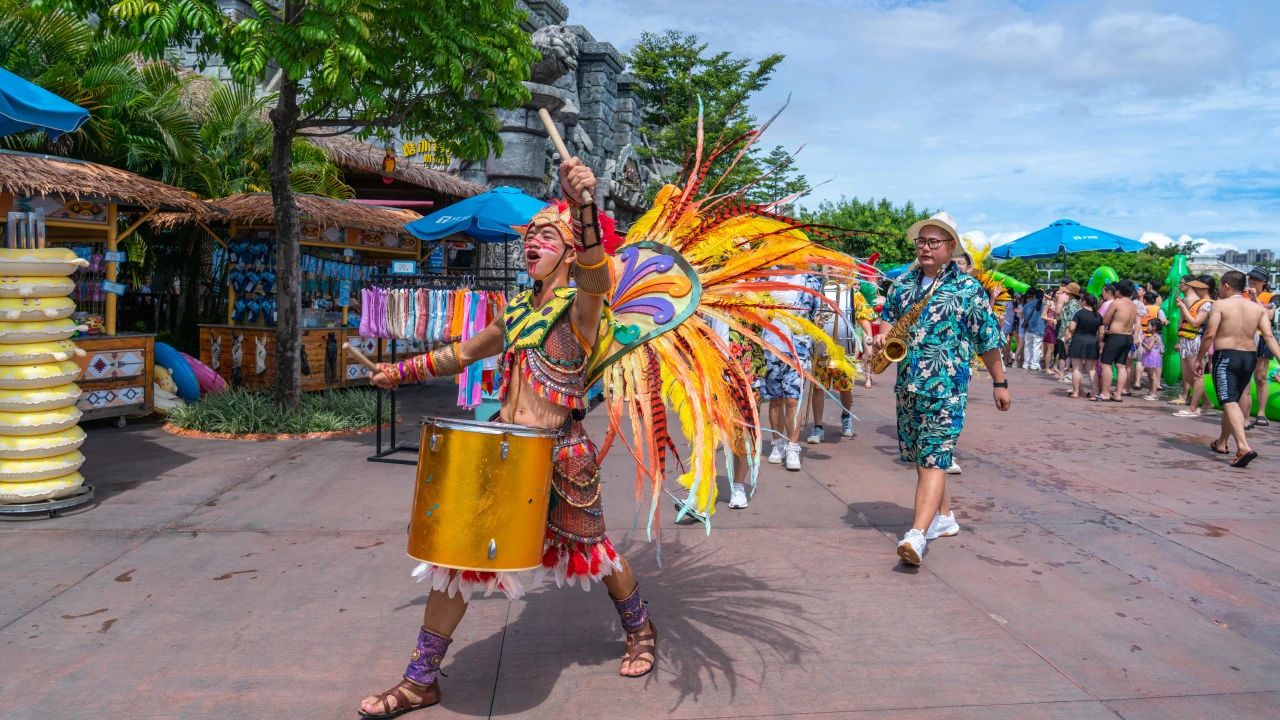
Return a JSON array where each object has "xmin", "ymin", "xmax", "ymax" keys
[{"xmin": 498, "ymin": 354, "xmax": 572, "ymax": 431}]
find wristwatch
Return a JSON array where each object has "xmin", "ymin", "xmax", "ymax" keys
[{"xmin": 992, "ymin": 380, "xmax": 1009, "ymax": 388}]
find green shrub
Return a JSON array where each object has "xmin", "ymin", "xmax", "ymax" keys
[{"xmin": 166, "ymin": 388, "xmax": 391, "ymax": 435}]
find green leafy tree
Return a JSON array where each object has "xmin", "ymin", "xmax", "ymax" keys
[
  {"xmin": 799, "ymin": 196, "xmax": 931, "ymax": 264},
  {"xmin": 47, "ymin": 0, "xmax": 537, "ymax": 407},
  {"xmin": 748, "ymin": 145, "xmax": 810, "ymax": 208},
  {"xmin": 627, "ymin": 30, "xmax": 787, "ymax": 196},
  {"xmin": 0, "ymin": 0, "xmax": 200, "ymax": 182}
]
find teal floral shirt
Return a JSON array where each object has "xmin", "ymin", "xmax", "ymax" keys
[{"xmin": 882, "ymin": 262, "xmax": 1005, "ymax": 397}]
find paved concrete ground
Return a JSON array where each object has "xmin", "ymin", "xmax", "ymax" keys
[{"xmin": 2, "ymin": 368, "xmax": 1279, "ymax": 719}]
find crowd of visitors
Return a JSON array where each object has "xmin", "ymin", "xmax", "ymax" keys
[{"xmin": 994, "ymin": 266, "xmax": 1278, "ymax": 468}]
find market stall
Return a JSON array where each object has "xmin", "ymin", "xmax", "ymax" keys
[
  {"xmin": 0, "ymin": 150, "xmax": 212, "ymax": 427},
  {"xmin": 189, "ymin": 193, "xmax": 424, "ymax": 391}
]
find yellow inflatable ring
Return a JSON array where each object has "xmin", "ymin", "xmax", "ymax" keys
[
  {"xmin": 0, "ymin": 384, "xmax": 82, "ymax": 412},
  {"xmin": 0, "ymin": 471, "xmax": 84, "ymax": 503},
  {"xmin": 0, "ymin": 361, "xmax": 82, "ymax": 390},
  {"xmin": 0, "ymin": 276, "xmax": 75, "ymax": 298},
  {"xmin": 0, "ymin": 340, "xmax": 81, "ymax": 366},
  {"xmin": 0, "ymin": 426, "xmax": 86, "ymax": 459},
  {"xmin": 0, "ymin": 450, "xmax": 85, "ymax": 482},
  {"xmin": 0, "ymin": 248, "xmax": 89, "ymax": 277},
  {"xmin": 0, "ymin": 405, "xmax": 82, "ymax": 435},
  {"xmin": 0, "ymin": 318, "xmax": 84, "ymax": 344},
  {"xmin": 0, "ymin": 297, "xmax": 76, "ymax": 321}
]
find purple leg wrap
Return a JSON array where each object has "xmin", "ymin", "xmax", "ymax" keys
[
  {"xmin": 613, "ymin": 585, "xmax": 649, "ymax": 633},
  {"xmin": 404, "ymin": 627, "xmax": 452, "ymax": 687}
]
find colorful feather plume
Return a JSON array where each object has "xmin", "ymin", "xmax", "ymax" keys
[{"xmin": 588, "ymin": 114, "xmax": 880, "ymax": 542}]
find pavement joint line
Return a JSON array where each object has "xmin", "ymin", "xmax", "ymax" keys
[
  {"xmin": 486, "ymin": 599, "xmax": 513, "ymax": 719},
  {"xmin": 662, "ymin": 696, "xmax": 1123, "ymax": 720},
  {"xmin": 0, "ymin": 531, "xmax": 154, "ymax": 633}
]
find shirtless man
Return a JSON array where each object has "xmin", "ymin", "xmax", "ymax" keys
[
  {"xmin": 1097, "ymin": 280, "xmax": 1138, "ymax": 402},
  {"xmin": 1195, "ymin": 270, "xmax": 1280, "ymax": 468}
]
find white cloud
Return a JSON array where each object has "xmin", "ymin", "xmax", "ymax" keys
[
  {"xmin": 571, "ymin": 0, "xmax": 1280, "ymax": 252},
  {"xmin": 962, "ymin": 230, "xmax": 1030, "ymax": 249},
  {"xmin": 1140, "ymin": 231, "xmax": 1238, "ymax": 256}
]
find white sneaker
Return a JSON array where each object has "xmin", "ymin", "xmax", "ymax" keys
[
  {"xmin": 897, "ymin": 528, "xmax": 927, "ymax": 565},
  {"xmin": 728, "ymin": 482, "xmax": 748, "ymax": 509},
  {"xmin": 841, "ymin": 415, "xmax": 855, "ymax": 437},
  {"xmin": 784, "ymin": 442, "xmax": 802, "ymax": 471},
  {"xmin": 806, "ymin": 426, "xmax": 824, "ymax": 444},
  {"xmin": 946, "ymin": 462, "xmax": 962, "ymax": 475},
  {"xmin": 925, "ymin": 512, "xmax": 960, "ymax": 540},
  {"xmin": 767, "ymin": 440, "xmax": 784, "ymax": 464}
]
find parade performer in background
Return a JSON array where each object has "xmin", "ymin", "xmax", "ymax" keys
[
  {"xmin": 872, "ymin": 212, "xmax": 1010, "ymax": 567},
  {"xmin": 807, "ymin": 281, "xmax": 874, "ymax": 442},
  {"xmin": 359, "ymin": 119, "xmax": 866, "ymax": 717}
]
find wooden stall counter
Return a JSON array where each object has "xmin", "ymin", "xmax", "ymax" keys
[
  {"xmin": 199, "ymin": 325, "xmax": 406, "ymax": 392},
  {"xmin": 75, "ymin": 333, "xmax": 155, "ymax": 426}
]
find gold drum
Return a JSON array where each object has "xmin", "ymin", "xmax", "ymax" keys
[{"xmin": 408, "ymin": 417, "xmax": 556, "ymax": 572}]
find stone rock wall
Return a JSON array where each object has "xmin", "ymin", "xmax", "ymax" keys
[{"xmin": 458, "ymin": 0, "xmax": 657, "ymax": 225}]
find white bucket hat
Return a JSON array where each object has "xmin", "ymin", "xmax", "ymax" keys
[{"xmin": 907, "ymin": 211, "xmax": 965, "ymax": 258}]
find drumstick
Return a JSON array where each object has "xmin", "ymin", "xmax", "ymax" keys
[
  {"xmin": 536, "ymin": 108, "xmax": 593, "ymax": 205},
  {"xmin": 342, "ymin": 342, "xmax": 380, "ymax": 373}
]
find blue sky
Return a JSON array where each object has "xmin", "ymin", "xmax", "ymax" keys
[{"xmin": 573, "ymin": 0, "xmax": 1280, "ymax": 254}]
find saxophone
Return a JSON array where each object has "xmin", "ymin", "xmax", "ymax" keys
[{"xmin": 869, "ymin": 279, "xmax": 939, "ymax": 374}]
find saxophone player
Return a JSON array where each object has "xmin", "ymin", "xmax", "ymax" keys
[{"xmin": 872, "ymin": 212, "xmax": 1011, "ymax": 566}]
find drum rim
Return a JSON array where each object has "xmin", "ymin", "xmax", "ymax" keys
[{"xmin": 421, "ymin": 415, "xmax": 558, "ymax": 438}]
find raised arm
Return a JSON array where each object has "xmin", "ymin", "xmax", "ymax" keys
[
  {"xmin": 559, "ymin": 157, "xmax": 608, "ymax": 343},
  {"xmin": 370, "ymin": 316, "xmax": 504, "ymax": 390}
]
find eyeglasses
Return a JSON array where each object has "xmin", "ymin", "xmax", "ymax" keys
[{"xmin": 914, "ymin": 237, "xmax": 949, "ymax": 249}]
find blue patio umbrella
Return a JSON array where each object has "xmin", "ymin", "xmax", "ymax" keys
[
  {"xmin": 0, "ymin": 67, "xmax": 90, "ymax": 140},
  {"xmin": 990, "ymin": 219, "xmax": 1145, "ymax": 260},
  {"xmin": 404, "ymin": 186, "xmax": 547, "ymax": 242}
]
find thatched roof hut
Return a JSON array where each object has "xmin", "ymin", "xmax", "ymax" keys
[
  {"xmin": 307, "ymin": 135, "xmax": 486, "ymax": 199},
  {"xmin": 0, "ymin": 150, "xmax": 212, "ymax": 215},
  {"xmin": 158, "ymin": 192, "xmax": 420, "ymax": 235}
]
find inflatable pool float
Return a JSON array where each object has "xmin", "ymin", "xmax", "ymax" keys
[
  {"xmin": 0, "ymin": 248, "xmax": 89, "ymax": 277},
  {"xmin": 0, "ymin": 471, "xmax": 84, "ymax": 503},
  {"xmin": 154, "ymin": 342, "xmax": 199, "ymax": 403},
  {"xmin": 181, "ymin": 351, "xmax": 227, "ymax": 395},
  {"xmin": 0, "ymin": 384, "xmax": 81, "ymax": 412},
  {"xmin": 155, "ymin": 365, "xmax": 177, "ymax": 394},
  {"xmin": 0, "ymin": 318, "xmax": 86, "ymax": 344},
  {"xmin": 0, "ymin": 276, "xmax": 75, "ymax": 298},
  {"xmin": 153, "ymin": 386, "xmax": 186, "ymax": 414},
  {"xmin": 0, "ymin": 360, "xmax": 82, "ymax": 390},
  {"xmin": 0, "ymin": 450, "xmax": 85, "ymax": 482},
  {"xmin": 1202, "ymin": 357, "xmax": 1280, "ymax": 421},
  {"xmin": 0, "ymin": 339, "xmax": 82, "ymax": 366},
  {"xmin": 0, "ymin": 297, "xmax": 76, "ymax": 321},
  {"xmin": 0, "ymin": 426, "xmax": 86, "ymax": 459},
  {"xmin": 0, "ymin": 405, "xmax": 82, "ymax": 435}
]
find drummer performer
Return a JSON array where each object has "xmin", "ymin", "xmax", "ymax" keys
[{"xmin": 360, "ymin": 159, "xmax": 654, "ymax": 718}]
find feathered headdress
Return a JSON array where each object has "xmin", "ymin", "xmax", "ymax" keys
[
  {"xmin": 585, "ymin": 110, "xmax": 881, "ymax": 542},
  {"xmin": 512, "ymin": 199, "xmax": 625, "ymax": 255}
]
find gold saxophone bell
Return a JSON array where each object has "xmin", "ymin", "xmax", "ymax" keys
[{"xmin": 882, "ymin": 338, "xmax": 907, "ymax": 363}]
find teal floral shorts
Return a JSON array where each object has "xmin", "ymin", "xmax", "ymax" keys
[{"xmin": 895, "ymin": 390, "xmax": 967, "ymax": 469}]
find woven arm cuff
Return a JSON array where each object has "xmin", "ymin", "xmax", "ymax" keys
[{"xmin": 573, "ymin": 256, "xmax": 612, "ymax": 296}]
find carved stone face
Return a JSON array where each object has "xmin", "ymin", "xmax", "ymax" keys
[{"xmin": 530, "ymin": 24, "xmax": 580, "ymax": 84}]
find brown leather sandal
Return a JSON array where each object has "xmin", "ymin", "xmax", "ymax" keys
[
  {"xmin": 358, "ymin": 678, "xmax": 440, "ymax": 719},
  {"xmin": 620, "ymin": 621, "xmax": 657, "ymax": 678}
]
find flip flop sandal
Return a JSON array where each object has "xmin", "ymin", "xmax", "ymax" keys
[
  {"xmin": 1257, "ymin": 417, "xmax": 1270, "ymax": 427},
  {"xmin": 243, "ymin": 271, "xmax": 260, "ymax": 295},
  {"xmin": 1209, "ymin": 441, "xmax": 1229, "ymax": 455},
  {"xmin": 1246, "ymin": 419, "xmax": 1257, "ymax": 431},
  {"xmin": 232, "ymin": 299, "xmax": 248, "ymax": 322},
  {"xmin": 1108, "ymin": 397, "xmax": 1123, "ymax": 403},
  {"xmin": 1231, "ymin": 451, "xmax": 1258, "ymax": 468},
  {"xmin": 1090, "ymin": 395, "xmax": 1105, "ymax": 402}
]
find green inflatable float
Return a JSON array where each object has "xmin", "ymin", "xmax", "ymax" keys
[
  {"xmin": 1203, "ymin": 358, "xmax": 1280, "ymax": 420},
  {"xmin": 1086, "ymin": 265, "xmax": 1119, "ymax": 297},
  {"xmin": 1161, "ymin": 255, "xmax": 1188, "ymax": 384}
]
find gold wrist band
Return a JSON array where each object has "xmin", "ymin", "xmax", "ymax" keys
[
  {"xmin": 573, "ymin": 256, "xmax": 612, "ymax": 295},
  {"xmin": 430, "ymin": 342, "xmax": 464, "ymax": 378}
]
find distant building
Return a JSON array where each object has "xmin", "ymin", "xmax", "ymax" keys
[{"xmin": 1220, "ymin": 248, "xmax": 1274, "ymax": 265}]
